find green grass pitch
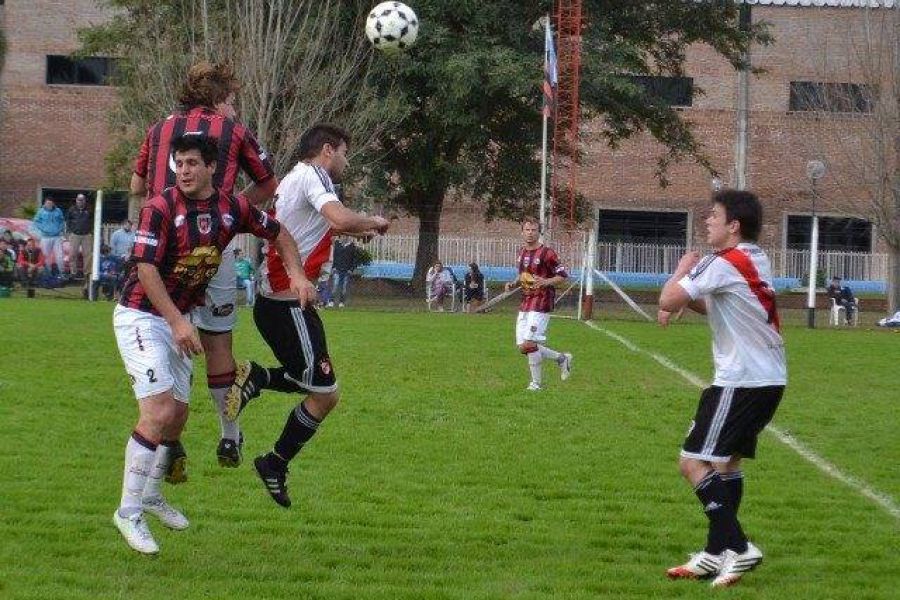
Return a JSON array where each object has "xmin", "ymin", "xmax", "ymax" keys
[{"xmin": 0, "ymin": 298, "xmax": 897, "ymax": 599}]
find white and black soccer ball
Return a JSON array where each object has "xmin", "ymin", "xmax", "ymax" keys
[{"xmin": 365, "ymin": 2, "xmax": 419, "ymax": 53}]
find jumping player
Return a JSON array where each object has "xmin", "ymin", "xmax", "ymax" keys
[
  {"xmin": 505, "ymin": 217, "xmax": 572, "ymax": 391},
  {"xmin": 131, "ymin": 61, "xmax": 278, "ymax": 477},
  {"xmin": 226, "ymin": 124, "xmax": 390, "ymax": 508},
  {"xmin": 113, "ymin": 134, "xmax": 311, "ymax": 554},
  {"xmin": 658, "ymin": 189, "xmax": 786, "ymax": 588}
]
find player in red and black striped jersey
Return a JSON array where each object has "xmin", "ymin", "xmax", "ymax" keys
[
  {"xmin": 504, "ymin": 217, "xmax": 573, "ymax": 391},
  {"xmin": 129, "ymin": 62, "xmax": 279, "ymax": 477},
  {"xmin": 112, "ymin": 134, "xmax": 313, "ymax": 554}
]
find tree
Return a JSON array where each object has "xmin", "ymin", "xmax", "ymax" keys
[
  {"xmin": 365, "ymin": 0, "xmax": 770, "ymax": 289},
  {"xmin": 79, "ymin": 0, "xmax": 403, "ymax": 192},
  {"xmin": 789, "ymin": 5, "xmax": 899, "ymax": 311}
]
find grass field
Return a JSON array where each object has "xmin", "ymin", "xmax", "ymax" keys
[{"xmin": 0, "ymin": 298, "xmax": 897, "ymax": 599}]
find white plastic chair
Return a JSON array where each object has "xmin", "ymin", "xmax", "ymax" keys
[{"xmin": 830, "ymin": 297, "xmax": 859, "ymax": 327}]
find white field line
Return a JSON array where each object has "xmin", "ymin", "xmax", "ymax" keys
[{"xmin": 582, "ymin": 319, "xmax": 900, "ymax": 521}]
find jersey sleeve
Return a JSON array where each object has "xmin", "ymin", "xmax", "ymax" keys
[
  {"xmin": 133, "ymin": 129, "xmax": 151, "ymax": 177},
  {"xmin": 131, "ymin": 199, "xmax": 169, "ymax": 267},
  {"xmin": 545, "ymin": 248, "xmax": 568, "ymax": 279},
  {"xmin": 236, "ymin": 195, "xmax": 281, "ymax": 241},
  {"xmin": 678, "ymin": 255, "xmax": 738, "ymax": 299},
  {"xmin": 238, "ymin": 129, "xmax": 276, "ymax": 185},
  {"xmin": 305, "ymin": 166, "xmax": 340, "ymax": 212}
]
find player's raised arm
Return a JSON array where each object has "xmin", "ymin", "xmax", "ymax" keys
[{"xmin": 320, "ymin": 202, "xmax": 390, "ymax": 236}]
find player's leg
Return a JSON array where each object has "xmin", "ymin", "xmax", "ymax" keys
[
  {"xmin": 250, "ymin": 300, "xmax": 338, "ymax": 507},
  {"xmin": 112, "ymin": 307, "xmax": 189, "ymax": 553},
  {"xmin": 714, "ymin": 457, "xmax": 744, "ymax": 514},
  {"xmin": 516, "ymin": 312, "xmax": 542, "ymax": 390},
  {"xmin": 668, "ymin": 386, "xmax": 747, "ymax": 580},
  {"xmin": 530, "ymin": 312, "xmax": 573, "ymax": 380}
]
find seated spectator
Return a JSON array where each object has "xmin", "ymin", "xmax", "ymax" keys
[
  {"xmin": 428, "ymin": 261, "xmax": 454, "ymax": 312},
  {"xmin": 233, "ymin": 248, "xmax": 256, "ymax": 306},
  {"xmin": 464, "ymin": 262, "xmax": 486, "ymax": 312},
  {"xmin": 0, "ymin": 240, "xmax": 15, "ymax": 288},
  {"xmin": 826, "ymin": 276, "xmax": 856, "ymax": 324},
  {"xmin": 1, "ymin": 230, "xmax": 16, "ymax": 254},
  {"xmin": 16, "ymin": 238, "xmax": 44, "ymax": 289},
  {"xmin": 96, "ymin": 244, "xmax": 123, "ymax": 300}
]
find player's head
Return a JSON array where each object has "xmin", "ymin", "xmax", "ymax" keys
[
  {"xmin": 521, "ymin": 216, "xmax": 541, "ymax": 245},
  {"xmin": 172, "ymin": 134, "xmax": 219, "ymax": 198},
  {"xmin": 179, "ymin": 61, "xmax": 239, "ymax": 114},
  {"xmin": 297, "ymin": 124, "xmax": 351, "ymax": 183},
  {"xmin": 708, "ymin": 189, "xmax": 762, "ymax": 248}
]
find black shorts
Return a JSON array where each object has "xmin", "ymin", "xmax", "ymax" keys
[
  {"xmin": 681, "ymin": 385, "xmax": 784, "ymax": 462},
  {"xmin": 253, "ymin": 295, "xmax": 337, "ymax": 393}
]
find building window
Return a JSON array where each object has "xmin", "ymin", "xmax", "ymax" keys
[
  {"xmin": 789, "ymin": 81, "xmax": 874, "ymax": 113},
  {"xmin": 631, "ymin": 76, "xmax": 693, "ymax": 108},
  {"xmin": 41, "ymin": 188, "xmax": 128, "ymax": 224},
  {"xmin": 598, "ymin": 209, "xmax": 688, "ymax": 245},
  {"xmin": 786, "ymin": 215, "xmax": 872, "ymax": 252},
  {"xmin": 46, "ymin": 55, "xmax": 117, "ymax": 86}
]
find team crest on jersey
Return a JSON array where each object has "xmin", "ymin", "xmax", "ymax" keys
[
  {"xmin": 222, "ymin": 213, "xmax": 234, "ymax": 228},
  {"xmin": 175, "ymin": 215, "xmax": 186, "ymax": 227},
  {"xmin": 197, "ymin": 213, "xmax": 212, "ymax": 234},
  {"xmin": 319, "ymin": 359, "xmax": 332, "ymax": 375}
]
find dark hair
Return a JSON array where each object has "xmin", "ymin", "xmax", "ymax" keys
[
  {"xmin": 522, "ymin": 216, "xmax": 541, "ymax": 230},
  {"xmin": 178, "ymin": 62, "xmax": 238, "ymax": 109},
  {"xmin": 297, "ymin": 124, "xmax": 351, "ymax": 160},
  {"xmin": 712, "ymin": 189, "xmax": 762, "ymax": 242},
  {"xmin": 171, "ymin": 134, "xmax": 219, "ymax": 166}
]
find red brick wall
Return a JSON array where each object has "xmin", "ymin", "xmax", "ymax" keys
[{"xmin": 0, "ymin": 0, "xmax": 118, "ymax": 215}]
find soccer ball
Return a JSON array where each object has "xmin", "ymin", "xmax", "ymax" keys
[{"xmin": 365, "ymin": 2, "xmax": 419, "ymax": 52}]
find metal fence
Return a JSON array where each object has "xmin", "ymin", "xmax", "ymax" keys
[{"xmin": 358, "ymin": 235, "xmax": 887, "ymax": 282}]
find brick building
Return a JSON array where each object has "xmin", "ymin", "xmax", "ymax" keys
[
  {"xmin": 0, "ymin": 0, "xmax": 894, "ymax": 257},
  {"xmin": 0, "ymin": 0, "xmax": 125, "ymax": 219}
]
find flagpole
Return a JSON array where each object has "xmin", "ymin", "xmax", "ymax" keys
[{"xmin": 540, "ymin": 15, "xmax": 551, "ymax": 241}]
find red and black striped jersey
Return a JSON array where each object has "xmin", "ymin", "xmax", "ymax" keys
[
  {"xmin": 516, "ymin": 245, "xmax": 568, "ymax": 313},
  {"xmin": 120, "ymin": 187, "xmax": 281, "ymax": 315},
  {"xmin": 134, "ymin": 107, "xmax": 274, "ymax": 198}
]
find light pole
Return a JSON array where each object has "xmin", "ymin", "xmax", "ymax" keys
[{"xmin": 805, "ymin": 160, "xmax": 826, "ymax": 328}]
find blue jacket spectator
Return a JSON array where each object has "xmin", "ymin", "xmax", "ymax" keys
[{"xmin": 32, "ymin": 198, "xmax": 66, "ymax": 276}]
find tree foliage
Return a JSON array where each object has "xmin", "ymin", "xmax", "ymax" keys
[
  {"xmin": 79, "ymin": 0, "xmax": 404, "ymax": 191},
  {"xmin": 364, "ymin": 0, "xmax": 770, "ymax": 285}
]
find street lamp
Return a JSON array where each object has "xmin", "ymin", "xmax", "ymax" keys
[{"xmin": 805, "ymin": 160, "xmax": 826, "ymax": 328}]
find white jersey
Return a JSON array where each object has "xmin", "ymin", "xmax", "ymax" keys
[
  {"xmin": 678, "ymin": 243, "xmax": 786, "ymax": 388},
  {"xmin": 258, "ymin": 162, "xmax": 340, "ymax": 298}
]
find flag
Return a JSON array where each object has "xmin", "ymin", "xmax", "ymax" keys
[{"xmin": 543, "ymin": 18, "xmax": 558, "ymax": 118}]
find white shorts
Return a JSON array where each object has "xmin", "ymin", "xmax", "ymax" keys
[
  {"xmin": 191, "ymin": 240, "xmax": 238, "ymax": 333},
  {"xmin": 515, "ymin": 311, "xmax": 551, "ymax": 346},
  {"xmin": 114, "ymin": 305, "xmax": 193, "ymax": 402}
]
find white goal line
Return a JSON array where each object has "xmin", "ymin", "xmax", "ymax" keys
[{"xmin": 581, "ymin": 319, "xmax": 900, "ymax": 522}]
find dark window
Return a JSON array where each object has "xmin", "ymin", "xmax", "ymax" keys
[
  {"xmin": 41, "ymin": 188, "xmax": 128, "ymax": 224},
  {"xmin": 789, "ymin": 81, "xmax": 874, "ymax": 113},
  {"xmin": 631, "ymin": 76, "xmax": 693, "ymax": 107},
  {"xmin": 598, "ymin": 209, "xmax": 688, "ymax": 245},
  {"xmin": 786, "ymin": 215, "xmax": 872, "ymax": 252},
  {"xmin": 46, "ymin": 55, "xmax": 117, "ymax": 86}
]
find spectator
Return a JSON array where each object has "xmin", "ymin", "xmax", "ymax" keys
[
  {"xmin": 96, "ymin": 244, "xmax": 123, "ymax": 300},
  {"xmin": 429, "ymin": 261, "xmax": 454, "ymax": 312},
  {"xmin": 0, "ymin": 240, "xmax": 14, "ymax": 289},
  {"xmin": 233, "ymin": 248, "xmax": 256, "ymax": 306},
  {"xmin": 109, "ymin": 219, "xmax": 136, "ymax": 260},
  {"xmin": 317, "ymin": 262, "xmax": 333, "ymax": 307},
  {"xmin": 826, "ymin": 276, "xmax": 856, "ymax": 324},
  {"xmin": 1, "ymin": 230, "xmax": 15, "ymax": 252},
  {"xmin": 32, "ymin": 197, "xmax": 65, "ymax": 276},
  {"xmin": 16, "ymin": 238, "xmax": 44, "ymax": 289},
  {"xmin": 464, "ymin": 262, "xmax": 486, "ymax": 312},
  {"xmin": 329, "ymin": 236, "xmax": 358, "ymax": 308},
  {"xmin": 66, "ymin": 193, "xmax": 93, "ymax": 279}
]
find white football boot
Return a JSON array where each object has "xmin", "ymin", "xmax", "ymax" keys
[
  {"xmin": 711, "ymin": 542, "xmax": 763, "ymax": 587},
  {"xmin": 666, "ymin": 550, "xmax": 723, "ymax": 580},
  {"xmin": 113, "ymin": 510, "xmax": 159, "ymax": 555},
  {"xmin": 559, "ymin": 353, "xmax": 573, "ymax": 381},
  {"xmin": 142, "ymin": 496, "xmax": 189, "ymax": 530}
]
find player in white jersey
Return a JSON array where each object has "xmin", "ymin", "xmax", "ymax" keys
[
  {"xmin": 658, "ymin": 190, "xmax": 786, "ymax": 588},
  {"xmin": 226, "ymin": 124, "xmax": 389, "ymax": 507}
]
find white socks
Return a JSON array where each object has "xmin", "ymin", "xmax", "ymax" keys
[
  {"xmin": 210, "ymin": 386, "xmax": 241, "ymax": 441},
  {"xmin": 538, "ymin": 345, "xmax": 561, "ymax": 361},
  {"xmin": 527, "ymin": 351, "xmax": 543, "ymax": 385},
  {"xmin": 142, "ymin": 443, "xmax": 172, "ymax": 501},
  {"xmin": 119, "ymin": 435, "xmax": 155, "ymax": 518}
]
